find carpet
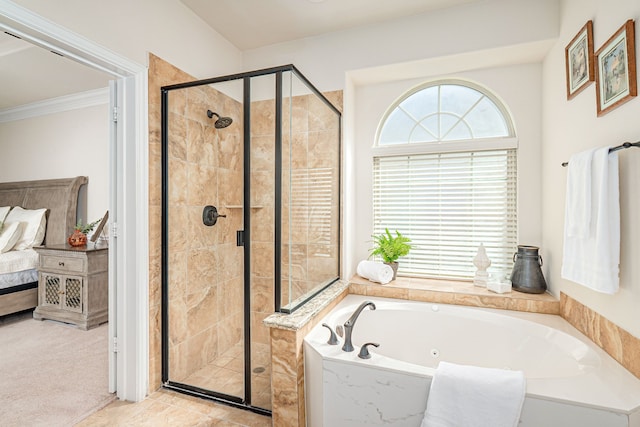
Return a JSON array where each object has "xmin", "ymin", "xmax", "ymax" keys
[{"xmin": 0, "ymin": 311, "xmax": 115, "ymax": 427}]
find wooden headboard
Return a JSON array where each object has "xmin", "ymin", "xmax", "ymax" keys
[{"xmin": 0, "ymin": 176, "xmax": 88, "ymax": 246}]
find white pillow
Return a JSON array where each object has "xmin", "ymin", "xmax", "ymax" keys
[
  {"xmin": 0, "ymin": 221, "xmax": 23, "ymax": 253},
  {"xmin": 0, "ymin": 206, "xmax": 10, "ymax": 223},
  {"xmin": 5, "ymin": 207, "xmax": 47, "ymax": 250}
]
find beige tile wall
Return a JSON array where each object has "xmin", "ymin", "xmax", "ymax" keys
[
  {"xmin": 149, "ymin": 55, "xmax": 344, "ymax": 420},
  {"xmin": 249, "ymin": 98, "xmax": 276, "ymax": 352},
  {"xmin": 148, "ymin": 53, "xmax": 244, "ymax": 390},
  {"xmin": 280, "ymin": 90, "xmax": 343, "ymax": 309},
  {"xmin": 561, "ymin": 292, "xmax": 640, "ymax": 379}
]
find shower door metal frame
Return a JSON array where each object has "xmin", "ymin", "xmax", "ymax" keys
[{"xmin": 160, "ymin": 64, "xmax": 341, "ymax": 414}]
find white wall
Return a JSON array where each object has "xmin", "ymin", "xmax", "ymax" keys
[
  {"xmin": 0, "ymin": 104, "xmax": 109, "ymax": 223},
  {"xmin": 243, "ymin": 0, "xmax": 556, "ymax": 279},
  {"xmin": 11, "ymin": 0, "xmax": 242, "ymax": 79},
  {"xmin": 352, "ymin": 64, "xmax": 543, "ymax": 274},
  {"xmin": 542, "ymin": 0, "xmax": 640, "ymax": 337},
  {"xmin": 243, "ymin": 0, "xmax": 559, "ymax": 91}
]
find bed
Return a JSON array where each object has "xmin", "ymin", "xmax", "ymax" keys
[{"xmin": 0, "ymin": 176, "xmax": 87, "ymax": 317}]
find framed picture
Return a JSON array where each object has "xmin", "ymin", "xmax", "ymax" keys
[
  {"xmin": 595, "ymin": 20, "xmax": 637, "ymax": 116},
  {"xmin": 90, "ymin": 211, "xmax": 109, "ymax": 243},
  {"xmin": 565, "ymin": 20, "xmax": 595, "ymax": 99}
]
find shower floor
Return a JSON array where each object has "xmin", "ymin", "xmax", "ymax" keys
[{"xmin": 182, "ymin": 342, "xmax": 272, "ymax": 410}]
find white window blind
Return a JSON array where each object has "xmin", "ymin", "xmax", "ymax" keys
[{"xmin": 372, "ymin": 149, "xmax": 517, "ymax": 280}]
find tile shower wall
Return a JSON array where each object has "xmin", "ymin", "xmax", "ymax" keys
[
  {"xmin": 280, "ymin": 91, "xmax": 343, "ymax": 309},
  {"xmin": 165, "ymin": 83, "xmax": 244, "ymax": 383},
  {"xmin": 249, "ymin": 98, "xmax": 276, "ymax": 352},
  {"xmin": 149, "ymin": 55, "xmax": 343, "ymax": 410},
  {"xmin": 149, "ymin": 53, "xmax": 188, "ymax": 391},
  {"xmin": 249, "ymin": 90, "xmax": 342, "ymax": 342},
  {"xmin": 148, "ymin": 54, "xmax": 244, "ymax": 391}
]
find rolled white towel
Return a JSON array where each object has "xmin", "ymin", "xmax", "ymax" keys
[{"xmin": 357, "ymin": 260, "xmax": 394, "ymax": 284}]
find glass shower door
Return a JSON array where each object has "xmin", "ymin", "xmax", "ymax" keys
[
  {"xmin": 161, "ymin": 65, "xmax": 339, "ymax": 414},
  {"xmin": 162, "ymin": 82, "xmax": 246, "ymax": 402}
]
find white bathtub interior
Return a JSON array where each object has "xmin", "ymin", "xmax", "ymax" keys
[{"xmin": 304, "ymin": 295, "xmax": 640, "ymax": 427}]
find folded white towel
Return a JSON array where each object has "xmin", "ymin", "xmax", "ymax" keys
[
  {"xmin": 561, "ymin": 146, "xmax": 620, "ymax": 294},
  {"xmin": 421, "ymin": 362, "xmax": 526, "ymax": 427},
  {"xmin": 357, "ymin": 260, "xmax": 394, "ymax": 284}
]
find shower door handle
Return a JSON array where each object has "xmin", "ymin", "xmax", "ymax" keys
[{"xmin": 202, "ymin": 205, "xmax": 226, "ymax": 226}]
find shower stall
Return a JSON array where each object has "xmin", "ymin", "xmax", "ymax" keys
[{"xmin": 160, "ymin": 65, "xmax": 341, "ymax": 413}]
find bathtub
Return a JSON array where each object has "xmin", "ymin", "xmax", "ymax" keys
[{"xmin": 304, "ymin": 295, "xmax": 640, "ymax": 427}]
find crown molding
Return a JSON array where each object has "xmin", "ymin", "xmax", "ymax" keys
[{"xmin": 0, "ymin": 87, "xmax": 109, "ymax": 123}]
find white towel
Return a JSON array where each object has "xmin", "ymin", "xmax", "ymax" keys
[
  {"xmin": 565, "ymin": 148, "xmax": 596, "ymax": 237},
  {"xmin": 356, "ymin": 260, "xmax": 394, "ymax": 284},
  {"xmin": 561, "ymin": 146, "xmax": 620, "ymax": 294},
  {"xmin": 421, "ymin": 362, "xmax": 526, "ymax": 427}
]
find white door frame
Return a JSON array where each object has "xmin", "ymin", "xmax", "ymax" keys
[{"xmin": 0, "ymin": 0, "xmax": 149, "ymax": 402}]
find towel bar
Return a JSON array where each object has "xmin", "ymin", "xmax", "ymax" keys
[{"xmin": 561, "ymin": 141, "xmax": 640, "ymax": 167}]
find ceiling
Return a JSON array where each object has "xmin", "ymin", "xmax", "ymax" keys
[
  {"xmin": 0, "ymin": 31, "xmax": 112, "ymax": 110},
  {"xmin": 181, "ymin": 0, "xmax": 479, "ymax": 51},
  {"xmin": 0, "ymin": 0, "xmax": 478, "ymax": 111}
]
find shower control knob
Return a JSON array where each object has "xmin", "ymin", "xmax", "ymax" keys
[
  {"xmin": 358, "ymin": 342, "xmax": 380, "ymax": 359},
  {"xmin": 202, "ymin": 205, "xmax": 226, "ymax": 226}
]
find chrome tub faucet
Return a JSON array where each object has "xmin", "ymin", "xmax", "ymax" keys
[{"xmin": 342, "ymin": 300, "xmax": 376, "ymax": 352}]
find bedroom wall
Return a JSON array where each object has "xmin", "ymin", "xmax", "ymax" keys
[
  {"xmin": 541, "ymin": 0, "xmax": 640, "ymax": 338},
  {"xmin": 0, "ymin": 104, "xmax": 109, "ymax": 225}
]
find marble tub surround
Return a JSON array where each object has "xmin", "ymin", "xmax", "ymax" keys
[
  {"xmin": 561, "ymin": 293, "xmax": 640, "ymax": 380},
  {"xmin": 264, "ymin": 280, "xmax": 349, "ymax": 331},
  {"xmin": 265, "ymin": 280, "xmax": 349, "ymax": 427},
  {"xmin": 264, "ymin": 276, "xmax": 640, "ymax": 426},
  {"xmin": 350, "ymin": 275, "xmax": 640, "ymax": 382},
  {"xmin": 349, "ymin": 274, "xmax": 560, "ymax": 314},
  {"xmin": 305, "ymin": 295, "xmax": 640, "ymax": 427},
  {"xmin": 263, "ymin": 277, "xmax": 557, "ymax": 427}
]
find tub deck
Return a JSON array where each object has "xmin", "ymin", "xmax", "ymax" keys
[{"xmin": 304, "ymin": 295, "xmax": 640, "ymax": 427}]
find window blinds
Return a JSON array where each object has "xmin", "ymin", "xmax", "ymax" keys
[{"xmin": 372, "ymin": 149, "xmax": 517, "ymax": 280}]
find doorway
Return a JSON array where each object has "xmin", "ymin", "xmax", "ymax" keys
[
  {"xmin": 0, "ymin": 2, "xmax": 148, "ymax": 402},
  {"xmin": 161, "ymin": 65, "xmax": 341, "ymax": 414}
]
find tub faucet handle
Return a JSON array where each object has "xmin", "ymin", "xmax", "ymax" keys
[
  {"xmin": 358, "ymin": 342, "xmax": 380, "ymax": 359},
  {"xmin": 322, "ymin": 323, "xmax": 339, "ymax": 345}
]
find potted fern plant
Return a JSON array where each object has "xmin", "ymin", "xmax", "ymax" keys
[{"xmin": 369, "ymin": 228, "xmax": 413, "ymax": 280}]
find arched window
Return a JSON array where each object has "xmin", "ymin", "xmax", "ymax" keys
[{"xmin": 372, "ymin": 80, "xmax": 517, "ymax": 280}]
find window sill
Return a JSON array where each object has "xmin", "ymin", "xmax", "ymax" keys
[{"xmin": 349, "ymin": 275, "xmax": 559, "ymax": 315}]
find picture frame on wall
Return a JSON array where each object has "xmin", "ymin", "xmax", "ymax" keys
[
  {"xmin": 565, "ymin": 20, "xmax": 595, "ymax": 99},
  {"xmin": 595, "ymin": 19, "xmax": 637, "ymax": 116}
]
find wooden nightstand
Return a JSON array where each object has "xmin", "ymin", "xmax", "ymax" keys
[{"xmin": 33, "ymin": 243, "xmax": 108, "ymax": 330}]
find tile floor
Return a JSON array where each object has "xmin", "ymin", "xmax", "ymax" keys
[
  {"xmin": 78, "ymin": 341, "xmax": 274, "ymax": 426},
  {"xmin": 76, "ymin": 389, "xmax": 272, "ymax": 427},
  {"xmin": 181, "ymin": 342, "xmax": 272, "ymax": 410}
]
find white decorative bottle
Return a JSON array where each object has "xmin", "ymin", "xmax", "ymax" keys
[{"xmin": 473, "ymin": 243, "xmax": 491, "ymax": 287}]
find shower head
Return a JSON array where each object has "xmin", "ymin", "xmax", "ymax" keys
[{"xmin": 206, "ymin": 110, "xmax": 233, "ymax": 129}]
